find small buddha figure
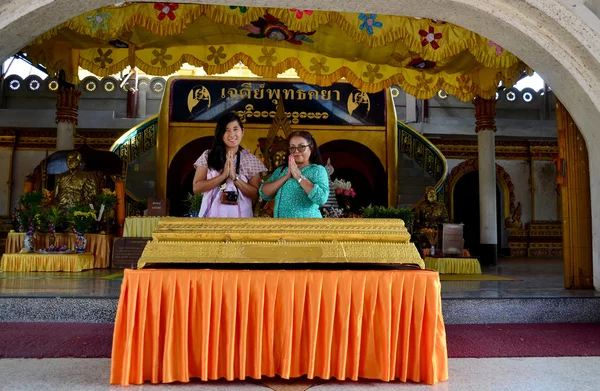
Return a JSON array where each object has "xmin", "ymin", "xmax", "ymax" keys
[
  {"xmin": 414, "ymin": 186, "xmax": 449, "ymax": 230},
  {"xmin": 54, "ymin": 151, "xmax": 101, "ymax": 211},
  {"xmin": 270, "ymin": 149, "xmax": 287, "ymax": 171}
]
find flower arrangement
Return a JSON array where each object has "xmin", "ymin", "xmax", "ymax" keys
[
  {"xmin": 69, "ymin": 209, "xmax": 97, "ymax": 234},
  {"xmin": 420, "ymin": 228, "xmax": 439, "ymax": 247},
  {"xmin": 322, "ymin": 207, "xmax": 345, "ymax": 218},
  {"xmin": 38, "ymin": 244, "xmax": 71, "ymax": 254},
  {"xmin": 42, "ymin": 189, "xmax": 54, "ymax": 207},
  {"xmin": 17, "ymin": 192, "xmax": 44, "ymax": 233},
  {"xmin": 46, "ymin": 207, "xmax": 67, "ymax": 232},
  {"xmin": 333, "ymin": 179, "xmax": 356, "ymax": 198}
]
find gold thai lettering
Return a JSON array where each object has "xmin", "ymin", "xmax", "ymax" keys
[
  {"xmin": 321, "ymin": 90, "xmax": 331, "ymax": 100},
  {"xmin": 239, "ymin": 83, "xmax": 252, "ymax": 99},
  {"xmin": 253, "ymin": 85, "xmax": 265, "ymax": 99},
  {"xmin": 227, "ymin": 88, "xmax": 238, "ymax": 99},
  {"xmin": 267, "ymin": 89, "xmax": 280, "ymax": 100},
  {"xmin": 296, "ymin": 90, "xmax": 307, "ymax": 100},
  {"xmin": 308, "ymin": 90, "xmax": 318, "ymax": 100},
  {"xmin": 221, "ymin": 88, "xmax": 226, "ymax": 98},
  {"xmin": 283, "ymin": 89, "xmax": 295, "ymax": 100},
  {"xmin": 333, "ymin": 90, "xmax": 340, "ymax": 101}
]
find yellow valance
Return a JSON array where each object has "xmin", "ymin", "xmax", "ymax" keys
[{"xmin": 23, "ymin": 4, "xmax": 529, "ymax": 101}]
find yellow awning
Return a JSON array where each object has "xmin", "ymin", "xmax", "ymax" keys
[{"xmin": 23, "ymin": 3, "xmax": 529, "ymax": 101}]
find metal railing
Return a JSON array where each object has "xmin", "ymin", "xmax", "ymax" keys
[{"xmin": 397, "ymin": 121, "xmax": 448, "ymax": 207}]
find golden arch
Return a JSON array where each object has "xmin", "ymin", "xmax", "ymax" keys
[{"xmin": 446, "ymin": 159, "xmax": 516, "ymax": 223}]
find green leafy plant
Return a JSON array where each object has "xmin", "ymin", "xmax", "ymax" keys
[
  {"xmin": 18, "ymin": 192, "xmax": 44, "ymax": 232},
  {"xmin": 46, "ymin": 207, "xmax": 67, "ymax": 232},
  {"xmin": 361, "ymin": 205, "xmax": 415, "ymax": 226},
  {"xmin": 185, "ymin": 193, "xmax": 204, "ymax": 216}
]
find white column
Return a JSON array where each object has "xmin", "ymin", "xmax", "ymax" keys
[
  {"xmin": 56, "ymin": 122, "xmax": 75, "ymax": 151},
  {"xmin": 405, "ymin": 93, "xmax": 417, "ymax": 123},
  {"xmin": 478, "ymin": 129, "xmax": 497, "ymax": 263}
]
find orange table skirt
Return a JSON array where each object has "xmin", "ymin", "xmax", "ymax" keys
[
  {"xmin": 6, "ymin": 232, "xmax": 113, "ymax": 268},
  {"xmin": 0, "ymin": 253, "xmax": 95, "ymax": 272},
  {"xmin": 110, "ymin": 269, "xmax": 448, "ymax": 386}
]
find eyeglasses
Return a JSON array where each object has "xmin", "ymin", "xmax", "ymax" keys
[{"xmin": 289, "ymin": 144, "xmax": 310, "ymax": 153}]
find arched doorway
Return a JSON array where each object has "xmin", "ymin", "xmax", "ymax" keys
[
  {"xmin": 453, "ymin": 171, "xmax": 503, "ymax": 257},
  {"xmin": 320, "ymin": 139, "xmax": 387, "ymax": 210},
  {"xmin": 447, "ymin": 159, "xmax": 517, "ymax": 256},
  {"xmin": 166, "ymin": 136, "xmax": 213, "ymax": 216}
]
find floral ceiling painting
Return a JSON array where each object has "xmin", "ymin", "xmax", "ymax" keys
[{"xmin": 22, "ymin": 3, "xmax": 529, "ymax": 101}]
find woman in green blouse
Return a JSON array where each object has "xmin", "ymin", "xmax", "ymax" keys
[{"xmin": 259, "ymin": 131, "xmax": 329, "ymax": 218}]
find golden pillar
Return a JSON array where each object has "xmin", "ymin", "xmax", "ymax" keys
[
  {"xmin": 556, "ymin": 101, "xmax": 593, "ymax": 289},
  {"xmin": 55, "ymin": 86, "xmax": 82, "ymax": 150}
]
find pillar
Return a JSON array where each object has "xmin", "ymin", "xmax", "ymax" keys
[
  {"xmin": 474, "ymin": 97, "xmax": 498, "ymax": 265},
  {"xmin": 556, "ymin": 101, "xmax": 593, "ymax": 289},
  {"xmin": 55, "ymin": 86, "xmax": 82, "ymax": 150}
]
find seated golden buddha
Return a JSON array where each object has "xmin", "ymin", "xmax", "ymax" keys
[
  {"xmin": 414, "ymin": 186, "xmax": 449, "ymax": 231},
  {"xmin": 54, "ymin": 151, "xmax": 102, "ymax": 211}
]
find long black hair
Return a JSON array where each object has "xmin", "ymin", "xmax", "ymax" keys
[
  {"xmin": 282, "ymin": 130, "xmax": 323, "ymax": 167},
  {"xmin": 207, "ymin": 112, "xmax": 244, "ymax": 171}
]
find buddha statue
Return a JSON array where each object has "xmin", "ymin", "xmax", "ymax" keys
[
  {"xmin": 54, "ymin": 151, "xmax": 102, "ymax": 211},
  {"xmin": 414, "ymin": 186, "xmax": 449, "ymax": 230}
]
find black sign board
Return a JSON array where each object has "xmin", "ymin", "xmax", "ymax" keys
[
  {"xmin": 169, "ymin": 79, "xmax": 386, "ymax": 127},
  {"xmin": 112, "ymin": 238, "xmax": 150, "ymax": 268}
]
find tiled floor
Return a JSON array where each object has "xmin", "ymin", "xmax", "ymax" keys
[
  {"xmin": 1, "ymin": 357, "xmax": 600, "ymax": 391},
  {"xmin": 0, "ymin": 257, "xmax": 598, "ymax": 299}
]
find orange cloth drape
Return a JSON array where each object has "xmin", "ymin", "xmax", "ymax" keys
[
  {"xmin": 110, "ymin": 269, "xmax": 448, "ymax": 386},
  {"xmin": 5, "ymin": 232, "xmax": 113, "ymax": 268},
  {"xmin": 0, "ymin": 253, "xmax": 95, "ymax": 272}
]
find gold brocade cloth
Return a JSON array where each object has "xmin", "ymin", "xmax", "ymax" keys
[
  {"xmin": 110, "ymin": 269, "xmax": 448, "ymax": 385},
  {"xmin": 5, "ymin": 233, "xmax": 113, "ymax": 268},
  {"xmin": 424, "ymin": 257, "xmax": 482, "ymax": 274},
  {"xmin": 123, "ymin": 217, "xmax": 161, "ymax": 238},
  {"xmin": 23, "ymin": 4, "xmax": 529, "ymax": 100},
  {"xmin": 0, "ymin": 253, "xmax": 95, "ymax": 272}
]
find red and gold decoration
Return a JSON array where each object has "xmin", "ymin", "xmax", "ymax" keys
[
  {"xmin": 55, "ymin": 86, "xmax": 82, "ymax": 125},
  {"xmin": 473, "ymin": 96, "xmax": 497, "ymax": 132},
  {"xmin": 22, "ymin": 4, "xmax": 529, "ymax": 100}
]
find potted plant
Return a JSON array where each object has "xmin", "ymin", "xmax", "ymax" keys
[{"xmin": 185, "ymin": 193, "xmax": 203, "ymax": 217}]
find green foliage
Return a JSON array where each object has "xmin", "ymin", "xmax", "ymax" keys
[
  {"xmin": 17, "ymin": 192, "xmax": 44, "ymax": 232},
  {"xmin": 46, "ymin": 207, "xmax": 68, "ymax": 232},
  {"xmin": 185, "ymin": 193, "xmax": 204, "ymax": 216},
  {"xmin": 19, "ymin": 192, "xmax": 44, "ymax": 209},
  {"xmin": 361, "ymin": 205, "xmax": 415, "ymax": 225}
]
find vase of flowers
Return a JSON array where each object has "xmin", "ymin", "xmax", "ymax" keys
[
  {"xmin": 95, "ymin": 188, "xmax": 118, "ymax": 234},
  {"xmin": 21, "ymin": 219, "xmax": 35, "ymax": 253},
  {"xmin": 333, "ymin": 179, "xmax": 356, "ymax": 214},
  {"xmin": 74, "ymin": 231, "xmax": 87, "ymax": 254},
  {"xmin": 69, "ymin": 209, "xmax": 97, "ymax": 253}
]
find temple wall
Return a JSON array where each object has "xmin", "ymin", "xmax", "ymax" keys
[
  {"xmin": 10, "ymin": 150, "xmax": 55, "ymax": 211},
  {"xmin": 533, "ymin": 160, "xmax": 559, "ymax": 221},
  {"xmin": 0, "ymin": 150, "xmax": 11, "ymax": 216}
]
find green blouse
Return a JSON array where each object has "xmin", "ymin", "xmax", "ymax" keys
[{"xmin": 259, "ymin": 164, "xmax": 329, "ymax": 218}]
